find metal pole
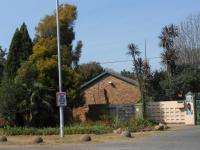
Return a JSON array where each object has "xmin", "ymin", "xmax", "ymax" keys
[{"xmin": 56, "ymin": 0, "xmax": 64, "ymax": 138}]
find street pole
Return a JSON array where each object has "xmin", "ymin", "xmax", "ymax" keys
[{"xmin": 56, "ymin": 0, "xmax": 64, "ymax": 138}]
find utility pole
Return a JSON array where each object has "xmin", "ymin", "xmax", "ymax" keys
[
  {"xmin": 145, "ymin": 40, "xmax": 147, "ymax": 61},
  {"xmin": 143, "ymin": 40, "xmax": 148, "ymax": 118},
  {"xmin": 56, "ymin": 0, "xmax": 65, "ymax": 138}
]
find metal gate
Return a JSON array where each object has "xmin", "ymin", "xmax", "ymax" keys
[{"xmin": 195, "ymin": 93, "xmax": 200, "ymax": 125}]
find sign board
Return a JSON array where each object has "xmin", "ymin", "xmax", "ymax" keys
[{"xmin": 56, "ymin": 92, "xmax": 67, "ymax": 107}]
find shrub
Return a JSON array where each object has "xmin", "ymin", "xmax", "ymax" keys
[{"xmin": 125, "ymin": 118, "xmax": 155, "ymax": 132}]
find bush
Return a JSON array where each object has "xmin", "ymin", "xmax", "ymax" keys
[
  {"xmin": 111, "ymin": 118, "xmax": 155, "ymax": 132},
  {"xmin": 125, "ymin": 119, "xmax": 156, "ymax": 132}
]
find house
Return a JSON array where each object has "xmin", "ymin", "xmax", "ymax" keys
[
  {"xmin": 80, "ymin": 70, "xmax": 141, "ymax": 105},
  {"xmin": 73, "ymin": 70, "xmax": 141, "ymax": 122}
]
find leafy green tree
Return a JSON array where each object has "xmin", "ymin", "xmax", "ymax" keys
[
  {"xmin": 17, "ymin": 82, "xmax": 55, "ymax": 127},
  {"xmin": 78, "ymin": 62, "xmax": 104, "ymax": 83},
  {"xmin": 121, "ymin": 69, "xmax": 136, "ymax": 80},
  {"xmin": 35, "ymin": 4, "xmax": 82, "ymax": 68},
  {"xmin": 147, "ymin": 70, "xmax": 166, "ymax": 101},
  {"xmin": 146, "ymin": 65, "xmax": 200, "ymax": 101},
  {"xmin": 173, "ymin": 65, "xmax": 200, "ymax": 99},
  {"xmin": 73, "ymin": 41, "xmax": 83, "ymax": 70}
]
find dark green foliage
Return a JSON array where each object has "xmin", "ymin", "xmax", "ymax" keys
[
  {"xmin": 0, "ymin": 4, "xmax": 83, "ymax": 127},
  {"xmin": 6, "ymin": 29, "xmax": 22, "ymax": 79},
  {"xmin": 173, "ymin": 65, "xmax": 200, "ymax": 98},
  {"xmin": 0, "ymin": 23, "xmax": 33, "ymax": 126},
  {"xmin": 145, "ymin": 65, "xmax": 200, "ymax": 101},
  {"xmin": 0, "ymin": 46, "xmax": 6, "ymax": 81},
  {"xmin": 0, "ymin": 77, "xmax": 18, "ymax": 124},
  {"xmin": 17, "ymin": 82, "xmax": 56, "ymax": 127},
  {"xmin": 121, "ymin": 69, "xmax": 136, "ymax": 80},
  {"xmin": 19, "ymin": 23, "xmax": 33, "ymax": 61},
  {"xmin": 0, "ymin": 4, "xmax": 84, "ymax": 128},
  {"xmin": 73, "ymin": 41, "xmax": 83, "ymax": 70},
  {"xmin": 6, "ymin": 23, "xmax": 32, "ymax": 79},
  {"xmin": 146, "ymin": 71, "xmax": 166, "ymax": 101},
  {"xmin": 78, "ymin": 62, "xmax": 104, "ymax": 83}
]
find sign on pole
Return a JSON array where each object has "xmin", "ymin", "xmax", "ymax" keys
[{"xmin": 56, "ymin": 92, "xmax": 67, "ymax": 107}]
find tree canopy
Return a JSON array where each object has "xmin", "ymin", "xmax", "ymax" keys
[
  {"xmin": 78, "ymin": 62, "xmax": 104, "ymax": 83},
  {"xmin": 0, "ymin": 4, "xmax": 83, "ymax": 127}
]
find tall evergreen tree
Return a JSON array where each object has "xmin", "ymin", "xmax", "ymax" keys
[
  {"xmin": 19, "ymin": 23, "xmax": 33, "ymax": 62},
  {"xmin": 6, "ymin": 28, "xmax": 22, "ymax": 79},
  {"xmin": 0, "ymin": 46, "xmax": 6, "ymax": 81},
  {"xmin": 6, "ymin": 23, "xmax": 32, "ymax": 79}
]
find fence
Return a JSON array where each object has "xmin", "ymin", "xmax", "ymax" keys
[
  {"xmin": 87, "ymin": 104, "xmax": 143, "ymax": 122},
  {"xmin": 145, "ymin": 101, "xmax": 185, "ymax": 124}
]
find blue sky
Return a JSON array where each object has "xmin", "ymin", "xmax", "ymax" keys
[{"xmin": 0, "ymin": 0, "xmax": 200, "ymax": 72}]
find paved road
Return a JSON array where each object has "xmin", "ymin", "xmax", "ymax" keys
[{"xmin": 1, "ymin": 126, "xmax": 200, "ymax": 150}]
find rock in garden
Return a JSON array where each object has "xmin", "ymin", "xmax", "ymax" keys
[
  {"xmin": 33, "ymin": 136, "xmax": 43, "ymax": 144},
  {"xmin": 155, "ymin": 123, "xmax": 164, "ymax": 131},
  {"xmin": 80, "ymin": 134, "xmax": 91, "ymax": 142},
  {"xmin": 154, "ymin": 125, "xmax": 161, "ymax": 130},
  {"xmin": 0, "ymin": 136, "xmax": 7, "ymax": 142},
  {"xmin": 158, "ymin": 123, "xmax": 164, "ymax": 130},
  {"xmin": 113, "ymin": 128, "xmax": 123, "ymax": 134},
  {"xmin": 163, "ymin": 124, "xmax": 169, "ymax": 130},
  {"xmin": 121, "ymin": 131, "xmax": 132, "ymax": 137}
]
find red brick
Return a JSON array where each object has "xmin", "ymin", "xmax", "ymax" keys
[{"xmin": 83, "ymin": 75, "xmax": 141, "ymax": 105}]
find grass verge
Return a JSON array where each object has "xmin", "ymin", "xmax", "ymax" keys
[
  {"xmin": 0, "ymin": 125, "xmax": 112, "ymax": 136},
  {"xmin": 0, "ymin": 119, "xmax": 155, "ymax": 136}
]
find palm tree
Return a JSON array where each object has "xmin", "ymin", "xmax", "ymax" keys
[
  {"xmin": 19, "ymin": 82, "xmax": 55, "ymax": 127},
  {"xmin": 127, "ymin": 43, "xmax": 140, "ymax": 79},
  {"xmin": 127, "ymin": 44, "xmax": 147, "ymax": 117},
  {"xmin": 159, "ymin": 24, "xmax": 178, "ymax": 100},
  {"xmin": 159, "ymin": 24, "xmax": 178, "ymax": 76}
]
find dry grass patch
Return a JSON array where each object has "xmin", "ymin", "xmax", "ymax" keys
[{"xmin": 0, "ymin": 130, "xmax": 164, "ymax": 147}]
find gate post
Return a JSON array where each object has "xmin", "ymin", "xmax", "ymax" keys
[
  {"xmin": 185, "ymin": 92, "xmax": 195, "ymax": 125},
  {"xmin": 195, "ymin": 93, "xmax": 200, "ymax": 125}
]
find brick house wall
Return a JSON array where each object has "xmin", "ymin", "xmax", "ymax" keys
[{"xmin": 83, "ymin": 75, "xmax": 141, "ymax": 105}]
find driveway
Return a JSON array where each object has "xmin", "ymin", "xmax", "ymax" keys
[{"xmin": 0, "ymin": 126, "xmax": 200, "ymax": 150}]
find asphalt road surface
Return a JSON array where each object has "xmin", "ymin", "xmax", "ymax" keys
[{"xmin": 1, "ymin": 126, "xmax": 200, "ymax": 150}]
